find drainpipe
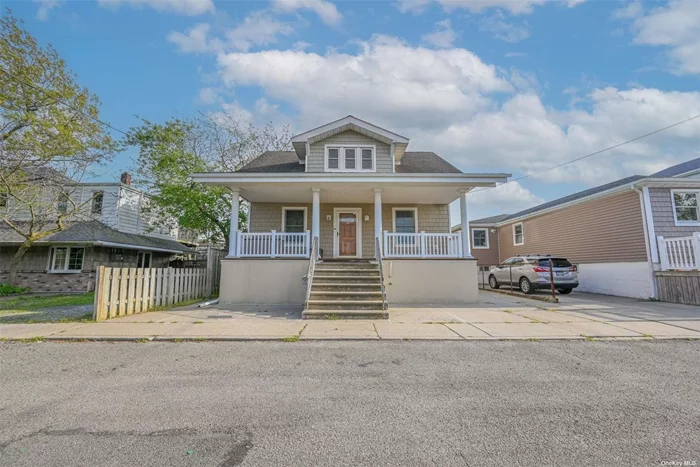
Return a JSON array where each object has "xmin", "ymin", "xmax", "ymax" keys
[{"xmin": 632, "ymin": 184, "xmax": 658, "ymax": 299}]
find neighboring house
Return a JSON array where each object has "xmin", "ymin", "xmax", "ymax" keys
[
  {"xmin": 454, "ymin": 157, "xmax": 700, "ymax": 303},
  {"xmin": 192, "ymin": 116, "xmax": 510, "ymax": 315},
  {"xmin": 0, "ymin": 172, "xmax": 192, "ymax": 293}
]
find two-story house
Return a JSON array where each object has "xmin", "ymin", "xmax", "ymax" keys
[
  {"xmin": 192, "ymin": 116, "xmax": 510, "ymax": 318},
  {"xmin": 0, "ymin": 172, "xmax": 192, "ymax": 293}
]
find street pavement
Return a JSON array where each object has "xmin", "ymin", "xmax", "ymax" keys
[{"xmin": 1, "ymin": 340, "xmax": 699, "ymax": 466}]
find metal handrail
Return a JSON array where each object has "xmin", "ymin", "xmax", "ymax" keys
[
  {"xmin": 375, "ymin": 236, "xmax": 388, "ymax": 311},
  {"xmin": 303, "ymin": 236, "xmax": 319, "ymax": 310}
]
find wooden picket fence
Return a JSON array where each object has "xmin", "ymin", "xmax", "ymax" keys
[{"xmin": 93, "ymin": 266, "xmax": 210, "ymax": 321}]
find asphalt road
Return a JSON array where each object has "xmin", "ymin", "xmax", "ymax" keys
[{"xmin": 1, "ymin": 341, "xmax": 699, "ymax": 467}]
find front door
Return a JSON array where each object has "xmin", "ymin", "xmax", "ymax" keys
[{"xmin": 334, "ymin": 208, "xmax": 362, "ymax": 258}]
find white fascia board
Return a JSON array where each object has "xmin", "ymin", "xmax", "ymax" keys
[
  {"xmin": 290, "ymin": 116, "xmax": 409, "ymax": 144},
  {"xmin": 191, "ymin": 172, "xmax": 511, "ymax": 185},
  {"xmin": 494, "ymin": 182, "xmax": 638, "ymax": 227},
  {"xmin": 633, "ymin": 178, "xmax": 700, "ymax": 188}
]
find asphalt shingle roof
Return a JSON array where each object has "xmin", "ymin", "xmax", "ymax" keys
[
  {"xmin": 469, "ymin": 214, "xmax": 510, "ymax": 225},
  {"xmin": 0, "ymin": 220, "xmax": 192, "ymax": 253},
  {"xmin": 650, "ymin": 157, "xmax": 700, "ymax": 178},
  {"xmin": 237, "ymin": 151, "xmax": 462, "ymax": 174}
]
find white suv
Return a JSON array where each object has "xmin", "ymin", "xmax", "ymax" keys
[{"xmin": 488, "ymin": 256, "xmax": 579, "ymax": 295}]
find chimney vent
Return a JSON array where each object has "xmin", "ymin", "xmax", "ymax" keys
[{"xmin": 120, "ymin": 172, "xmax": 132, "ymax": 185}]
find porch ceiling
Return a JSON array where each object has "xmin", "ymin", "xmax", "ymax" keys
[
  {"xmin": 239, "ymin": 183, "xmax": 475, "ymax": 203},
  {"xmin": 191, "ymin": 173, "xmax": 510, "ymax": 204}
]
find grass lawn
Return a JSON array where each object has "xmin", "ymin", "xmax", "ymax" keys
[{"xmin": 0, "ymin": 293, "xmax": 94, "ymax": 324}]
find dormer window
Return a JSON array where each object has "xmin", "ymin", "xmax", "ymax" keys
[{"xmin": 325, "ymin": 145, "xmax": 375, "ymax": 172}]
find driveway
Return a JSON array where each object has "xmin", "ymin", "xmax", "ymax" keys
[
  {"xmin": 2, "ymin": 291, "xmax": 698, "ymax": 340},
  {"xmin": 1, "ymin": 340, "xmax": 699, "ymax": 466}
]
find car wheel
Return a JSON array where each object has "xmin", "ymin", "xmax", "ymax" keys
[
  {"xmin": 489, "ymin": 275, "xmax": 499, "ymax": 289},
  {"xmin": 519, "ymin": 277, "xmax": 534, "ymax": 294},
  {"xmin": 557, "ymin": 288, "xmax": 573, "ymax": 295}
]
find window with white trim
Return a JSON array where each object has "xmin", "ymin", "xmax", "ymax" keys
[
  {"xmin": 91, "ymin": 191, "xmax": 104, "ymax": 214},
  {"xmin": 325, "ymin": 145, "xmax": 375, "ymax": 172},
  {"xmin": 49, "ymin": 246, "xmax": 84, "ymax": 272},
  {"xmin": 137, "ymin": 251, "xmax": 152, "ymax": 268},
  {"xmin": 393, "ymin": 208, "xmax": 418, "ymax": 233},
  {"xmin": 282, "ymin": 207, "xmax": 307, "ymax": 233},
  {"xmin": 472, "ymin": 228, "xmax": 489, "ymax": 249},
  {"xmin": 672, "ymin": 190, "xmax": 700, "ymax": 225},
  {"xmin": 513, "ymin": 223, "xmax": 524, "ymax": 245}
]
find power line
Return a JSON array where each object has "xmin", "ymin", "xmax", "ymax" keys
[
  {"xmin": 0, "ymin": 68, "xmax": 129, "ymax": 136},
  {"xmin": 469, "ymin": 113, "xmax": 700, "ymax": 195}
]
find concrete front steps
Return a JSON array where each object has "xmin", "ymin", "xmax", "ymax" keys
[{"xmin": 303, "ymin": 260, "xmax": 389, "ymax": 319}]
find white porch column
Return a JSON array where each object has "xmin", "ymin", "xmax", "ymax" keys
[
  {"xmin": 459, "ymin": 189, "xmax": 472, "ymax": 258},
  {"xmin": 228, "ymin": 188, "xmax": 241, "ymax": 257},
  {"xmin": 374, "ymin": 189, "xmax": 383, "ymax": 257},
  {"xmin": 311, "ymin": 187, "xmax": 321, "ymax": 243}
]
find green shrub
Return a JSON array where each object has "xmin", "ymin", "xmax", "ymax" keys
[{"xmin": 0, "ymin": 284, "xmax": 30, "ymax": 296}]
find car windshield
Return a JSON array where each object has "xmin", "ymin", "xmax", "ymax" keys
[{"xmin": 537, "ymin": 258, "xmax": 572, "ymax": 268}]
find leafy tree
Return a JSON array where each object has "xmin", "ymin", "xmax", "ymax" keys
[
  {"xmin": 126, "ymin": 114, "xmax": 291, "ymax": 247},
  {"xmin": 0, "ymin": 11, "xmax": 117, "ymax": 283}
]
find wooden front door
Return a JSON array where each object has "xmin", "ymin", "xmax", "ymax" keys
[{"xmin": 339, "ymin": 213, "xmax": 357, "ymax": 256}]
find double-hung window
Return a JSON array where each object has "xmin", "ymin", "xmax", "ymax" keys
[
  {"xmin": 513, "ymin": 222, "xmax": 524, "ymax": 245},
  {"xmin": 472, "ymin": 228, "xmax": 489, "ymax": 249},
  {"xmin": 282, "ymin": 207, "xmax": 307, "ymax": 233},
  {"xmin": 49, "ymin": 246, "xmax": 84, "ymax": 272},
  {"xmin": 91, "ymin": 191, "xmax": 104, "ymax": 214},
  {"xmin": 325, "ymin": 145, "xmax": 375, "ymax": 172},
  {"xmin": 672, "ymin": 190, "xmax": 700, "ymax": 225}
]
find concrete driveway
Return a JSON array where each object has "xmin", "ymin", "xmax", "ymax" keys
[{"xmin": 2, "ymin": 291, "xmax": 698, "ymax": 341}]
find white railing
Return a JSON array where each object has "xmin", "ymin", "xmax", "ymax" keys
[
  {"xmin": 658, "ymin": 234, "xmax": 700, "ymax": 271},
  {"xmin": 383, "ymin": 231, "xmax": 462, "ymax": 258},
  {"xmin": 237, "ymin": 231, "xmax": 310, "ymax": 258}
]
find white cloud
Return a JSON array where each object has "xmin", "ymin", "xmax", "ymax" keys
[
  {"xmin": 168, "ymin": 23, "xmax": 221, "ymax": 54},
  {"xmin": 196, "ymin": 87, "xmax": 220, "ymax": 105},
  {"xmin": 271, "ymin": 0, "xmax": 342, "ymax": 25},
  {"xmin": 480, "ymin": 12, "xmax": 530, "ymax": 42},
  {"xmin": 34, "ymin": 0, "xmax": 62, "ymax": 21},
  {"xmin": 216, "ymin": 35, "xmax": 511, "ymax": 131},
  {"xmin": 465, "ymin": 181, "xmax": 544, "ymax": 219},
  {"xmin": 397, "ymin": 0, "xmax": 583, "ymax": 15},
  {"xmin": 168, "ymin": 12, "xmax": 294, "ymax": 54},
  {"xmin": 225, "ymin": 11, "xmax": 294, "ymax": 52},
  {"xmin": 421, "ymin": 20, "xmax": 457, "ymax": 48},
  {"xmin": 612, "ymin": 1, "xmax": 642, "ymax": 20},
  {"xmin": 625, "ymin": 0, "xmax": 700, "ymax": 74},
  {"xmin": 97, "ymin": 0, "xmax": 214, "ymax": 16}
]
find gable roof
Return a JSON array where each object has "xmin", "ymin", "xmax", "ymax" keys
[
  {"xmin": 650, "ymin": 157, "xmax": 700, "ymax": 178},
  {"xmin": 237, "ymin": 151, "xmax": 462, "ymax": 174},
  {"xmin": 291, "ymin": 115, "xmax": 409, "ymax": 144},
  {"xmin": 470, "ymin": 214, "xmax": 509, "ymax": 225},
  {"xmin": 0, "ymin": 220, "xmax": 192, "ymax": 253}
]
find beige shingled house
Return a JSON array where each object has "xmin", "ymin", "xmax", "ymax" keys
[{"xmin": 192, "ymin": 116, "xmax": 510, "ymax": 318}]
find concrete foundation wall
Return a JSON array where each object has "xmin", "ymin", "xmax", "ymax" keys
[
  {"xmin": 219, "ymin": 259, "xmax": 308, "ymax": 305},
  {"xmin": 383, "ymin": 259, "xmax": 478, "ymax": 303},
  {"xmin": 576, "ymin": 262, "xmax": 653, "ymax": 299}
]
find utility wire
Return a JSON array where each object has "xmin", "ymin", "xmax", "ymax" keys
[
  {"xmin": 0, "ymin": 68, "xmax": 129, "ymax": 136},
  {"xmin": 469, "ymin": 113, "xmax": 700, "ymax": 195}
]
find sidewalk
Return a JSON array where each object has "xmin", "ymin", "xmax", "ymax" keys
[{"xmin": 2, "ymin": 291, "xmax": 699, "ymax": 341}]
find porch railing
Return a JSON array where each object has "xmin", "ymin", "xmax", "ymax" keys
[
  {"xmin": 658, "ymin": 234, "xmax": 700, "ymax": 271},
  {"xmin": 237, "ymin": 231, "xmax": 310, "ymax": 258},
  {"xmin": 383, "ymin": 231, "xmax": 462, "ymax": 258}
]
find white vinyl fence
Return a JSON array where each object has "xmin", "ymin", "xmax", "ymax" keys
[
  {"xmin": 237, "ymin": 231, "xmax": 310, "ymax": 257},
  {"xmin": 658, "ymin": 234, "xmax": 700, "ymax": 271},
  {"xmin": 93, "ymin": 267, "xmax": 211, "ymax": 321},
  {"xmin": 383, "ymin": 231, "xmax": 462, "ymax": 258}
]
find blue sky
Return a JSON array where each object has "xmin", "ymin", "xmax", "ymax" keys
[{"xmin": 7, "ymin": 0, "xmax": 700, "ymax": 220}]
